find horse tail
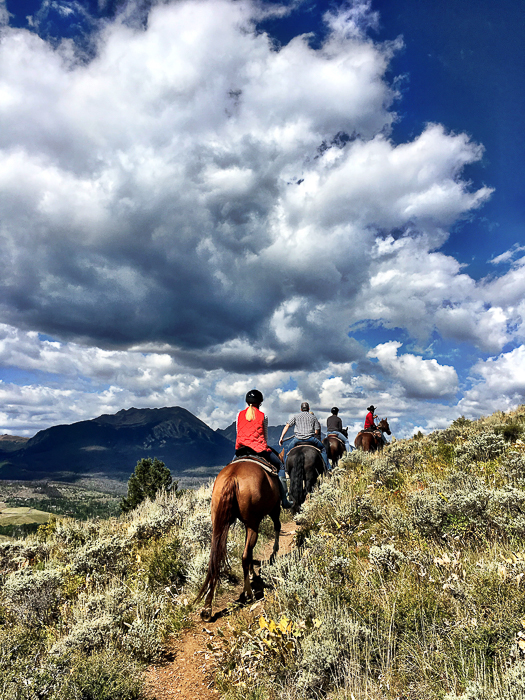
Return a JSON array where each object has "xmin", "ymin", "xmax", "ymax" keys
[
  {"xmin": 322, "ymin": 438, "xmax": 332, "ymax": 465},
  {"xmin": 195, "ymin": 474, "xmax": 236, "ymax": 603},
  {"xmin": 289, "ymin": 451, "xmax": 305, "ymax": 512}
]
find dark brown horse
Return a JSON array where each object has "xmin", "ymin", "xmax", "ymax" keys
[
  {"xmin": 287, "ymin": 444, "xmax": 326, "ymax": 514},
  {"xmin": 196, "ymin": 459, "xmax": 281, "ymax": 620},
  {"xmin": 323, "ymin": 433, "xmax": 346, "ymax": 469},
  {"xmin": 354, "ymin": 418, "xmax": 391, "ymax": 452}
]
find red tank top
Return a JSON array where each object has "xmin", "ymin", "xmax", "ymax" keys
[{"xmin": 235, "ymin": 407, "xmax": 268, "ymax": 452}]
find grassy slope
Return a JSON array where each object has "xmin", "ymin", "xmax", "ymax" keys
[
  {"xmin": 0, "ymin": 477, "xmax": 254, "ymax": 699},
  {"xmin": 213, "ymin": 407, "xmax": 525, "ymax": 700},
  {"xmin": 1, "ymin": 407, "xmax": 525, "ymax": 699}
]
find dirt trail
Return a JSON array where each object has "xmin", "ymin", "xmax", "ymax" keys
[{"xmin": 145, "ymin": 520, "xmax": 298, "ymax": 700}]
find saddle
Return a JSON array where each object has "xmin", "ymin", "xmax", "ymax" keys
[
  {"xmin": 357, "ymin": 429, "xmax": 382, "ymax": 440},
  {"xmin": 231, "ymin": 451, "xmax": 281, "ymax": 477},
  {"xmin": 326, "ymin": 432, "xmax": 346, "ymax": 447}
]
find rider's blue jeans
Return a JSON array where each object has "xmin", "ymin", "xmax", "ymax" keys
[
  {"xmin": 283, "ymin": 436, "xmax": 331, "ymax": 471},
  {"xmin": 326, "ymin": 430, "xmax": 353, "ymax": 453}
]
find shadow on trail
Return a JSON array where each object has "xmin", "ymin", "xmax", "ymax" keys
[
  {"xmin": 205, "ymin": 534, "xmax": 297, "ymax": 623},
  {"xmin": 206, "ymin": 566, "xmax": 272, "ymax": 622}
]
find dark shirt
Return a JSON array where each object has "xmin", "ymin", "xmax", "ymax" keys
[{"xmin": 327, "ymin": 415, "xmax": 343, "ymax": 432}]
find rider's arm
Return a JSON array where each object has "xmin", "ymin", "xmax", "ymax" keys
[
  {"xmin": 263, "ymin": 415, "xmax": 268, "ymax": 443},
  {"xmin": 279, "ymin": 423, "xmax": 290, "ymax": 446}
]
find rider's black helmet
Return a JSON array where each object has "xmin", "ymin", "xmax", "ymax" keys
[
  {"xmin": 331, "ymin": 407, "xmax": 339, "ymax": 414},
  {"xmin": 245, "ymin": 389, "xmax": 263, "ymax": 405}
]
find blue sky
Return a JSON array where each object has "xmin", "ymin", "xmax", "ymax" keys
[{"xmin": 0, "ymin": 0, "xmax": 524, "ymax": 439}]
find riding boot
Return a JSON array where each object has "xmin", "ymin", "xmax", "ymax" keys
[{"xmin": 279, "ymin": 477, "xmax": 293, "ymax": 509}]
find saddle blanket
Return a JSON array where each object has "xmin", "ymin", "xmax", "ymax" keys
[{"xmin": 230, "ymin": 455, "xmax": 280, "ymax": 477}]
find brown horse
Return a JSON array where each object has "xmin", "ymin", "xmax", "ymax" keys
[
  {"xmin": 323, "ymin": 433, "xmax": 346, "ymax": 469},
  {"xmin": 354, "ymin": 418, "xmax": 391, "ymax": 452},
  {"xmin": 196, "ymin": 459, "xmax": 281, "ymax": 620}
]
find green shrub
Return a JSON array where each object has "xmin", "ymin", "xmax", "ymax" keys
[
  {"xmin": 371, "ymin": 456, "xmax": 403, "ymax": 489},
  {"xmin": 369, "ymin": 543, "xmax": 406, "ymax": 572},
  {"xmin": 501, "ymin": 659, "xmax": 525, "ymax": 700},
  {"xmin": 296, "ymin": 604, "xmax": 372, "ymax": 693},
  {"xmin": 354, "ymin": 493, "xmax": 383, "ymax": 522},
  {"xmin": 56, "ymin": 649, "xmax": 144, "ymax": 700},
  {"xmin": 121, "ymin": 618, "xmax": 164, "ymax": 662},
  {"xmin": 70, "ymin": 535, "xmax": 131, "ymax": 578},
  {"xmin": 502, "ymin": 452, "xmax": 525, "ymax": 484},
  {"xmin": 145, "ymin": 533, "xmax": 187, "ymax": 588},
  {"xmin": 410, "ymin": 491, "xmax": 446, "ymax": 534},
  {"xmin": 455, "ymin": 432, "xmax": 507, "ymax": 466},
  {"xmin": 494, "ymin": 421, "xmax": 524, "ymax": 443},
  {"xmin": 2, "ymin": 568, "xmax": 62, "ymax": 623},
  {"xmin": 0, "ymin": 541, "xmax": 51, "ymax": 574},
  {"xmin": 452, "ymin": 416, "xmax": 473, "ymax": 430},
  {"xmin": 0, "ymin": 625, "xmax": 60, "ymax": 700},
  {"xmin": 183, "ymin": 511, "xmax": 212, "ymax": 547},
  {"xmin": 126, "ymin": 500, "xmax": 181, "ymax": 541},
  {"xmin": 51, "ymin": 614, "xmax": 115, "ymax": 656},
  {"xmin": 0, "ymin": 635, "xmax": 144, "ymax": 700},
  {"xmin": 51, "ymin": 581, "xmax": 169, "ymax": 664}
]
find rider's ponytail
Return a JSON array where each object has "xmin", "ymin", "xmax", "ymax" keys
[{"xmin": 244, "ymin": 389, "xmax": 263, "ymax": 421}]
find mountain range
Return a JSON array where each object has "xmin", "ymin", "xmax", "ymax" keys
[{"xmin": 0, "ymin": 407, "xmax": 241, "ymax": 482}]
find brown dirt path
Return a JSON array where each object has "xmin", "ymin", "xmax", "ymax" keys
[{"xmin": 144, "ymin": 519, "xmax": 298, "ymax": 700}]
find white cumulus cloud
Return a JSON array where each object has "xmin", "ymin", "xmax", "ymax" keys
[{"xmin": 367, "ymin": 341, "xmax": 458, "ymax": 399}]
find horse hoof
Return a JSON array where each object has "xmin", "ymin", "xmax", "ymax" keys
[{"xmin": 200, "ymin": 607, "xmax": 211, "ymax": 621}]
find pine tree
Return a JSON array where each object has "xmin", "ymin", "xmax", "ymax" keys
[{"xmin": 120, "ymin": 457, "xmax": 173, "ymax": 513}]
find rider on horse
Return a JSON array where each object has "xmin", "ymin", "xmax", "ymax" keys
[
  {"xmin": 278, "ymin": 401, "xmax": 331, "ymax": 472},
  {"xmin": 364, "ymin": 404, "xmax": 388, "ymax": 445},
  {"xmin": 326, "ymin": 407, "xmax": 352, "ymax": 453},
  {"xmin": 235, "ymin": 389, "xmax": 292, "ymax": 508}
]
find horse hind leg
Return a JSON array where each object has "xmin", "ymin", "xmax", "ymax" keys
[
  {"xmin": 269, "ymin": 506, "xmax": 281, "ymax": 565},
  {"xmin": 242, "ymin": 526, "xmax": 258, "ymax": 601}
]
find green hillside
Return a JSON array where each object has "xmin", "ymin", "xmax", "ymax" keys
[
  {"xmin": 1, "ymin": 406, "xmax": 525, "ymax": 699},
  {"xmin": 0, "ymin": 507, "xmax": 53, "ymax": 527}
]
